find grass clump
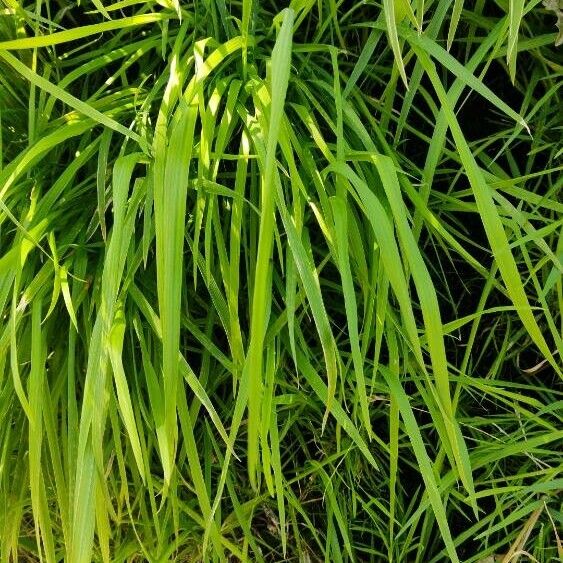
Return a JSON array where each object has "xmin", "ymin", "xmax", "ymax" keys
[{"xmin": 0, "ymin": 1, "xmax": 561, "ymax": 561}]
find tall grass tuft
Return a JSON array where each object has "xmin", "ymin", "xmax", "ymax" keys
[{"xmin": 0, "ymin": 1, "xmax": 561, "ymax": 561}]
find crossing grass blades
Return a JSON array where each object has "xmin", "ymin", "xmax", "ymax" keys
[{"xmin": 0, "ymin": 0, "xmax": 562, "ymax": 561}]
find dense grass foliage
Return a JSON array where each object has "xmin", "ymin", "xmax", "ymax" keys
[{"xmin": 0, "ymin": 1, "xmax": 562, "ymax": 561}]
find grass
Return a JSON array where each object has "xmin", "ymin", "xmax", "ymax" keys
[{"xmin": 0, "ymin": 0, "xmax": 562, "ymax": 561}]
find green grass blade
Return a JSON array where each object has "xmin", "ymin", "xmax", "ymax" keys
[
  {"xmin": 380, "ymin": 366, "xmax": 459, "ymax": 563},
  {"xmin": 246, "ymin": 7, "xmax": 294, "ymax": 489}
]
